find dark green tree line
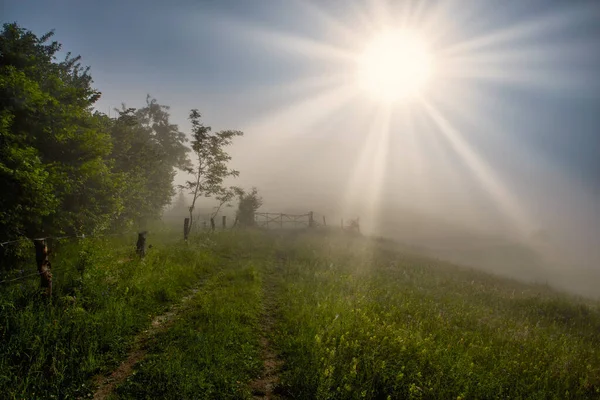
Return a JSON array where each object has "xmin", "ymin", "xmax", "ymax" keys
[
  {"xmin": 0, "ymin": 22, "xmax": 246, "ymax": 247},
  {"xmin": 0, "ymin": 23, "xmax": 118, "ymax": 238},
  {"xmin": 0, "ymin": 23, "xmax": 196, "ymax": 242}
]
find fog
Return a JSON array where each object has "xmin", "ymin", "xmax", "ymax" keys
[
  {"xmin": 178, "ymin": 95, "xmax": 599, "ymax": 299},
  {"xmin": 153, "ymin": 1, "xmax": 600, "ymax": 299},
  {"xmin": 8, "ymin": 0, "xmax": 597, "ymax": 297},
  {"xmin": 160, "ymin": 85, "xmax": 600, "ymax": 298}
]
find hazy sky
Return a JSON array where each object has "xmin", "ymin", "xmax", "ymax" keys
[{"xmin": 4, "ymin": 0, "xmax": 600, "ymax": 268}]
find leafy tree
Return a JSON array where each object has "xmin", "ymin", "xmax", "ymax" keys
[
  {"xmin": 236, "ymin": 187, "xmax": 263, "ymax": 227},
  {"xmin": 210, "ymin": 186, "xmax": 241, "ymax": 219},
  {"xmin": 181, "ymin": 110, "xmax": 242, "ymax": 232},
  {"xmin": 0, "ymin": 23, "xmax": 122, "ymax": 238},
  {"xmin": 108, "ymin": 97, "xmax": 190, "ymax": 229}
]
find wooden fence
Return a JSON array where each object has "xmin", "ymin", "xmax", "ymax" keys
[
  {"xmin": 254, "ymin": 212, "xmax": 316, "ymax": 229},
  {"xmin": 0, "ymin": 231, "xmax": 142, "ymax": 297}
]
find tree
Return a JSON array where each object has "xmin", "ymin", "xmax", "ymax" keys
[
  {"xmin": 0, "ymin": 23, "xmax": 194, "ymax": 248},
  {"xmin": 0, "ymin": 23, "xmax": 122, "ymax": 239},
  {"xmin": 236, "ymin": 187, "xmax": 263, "ymax": 227},
  {"xmin": 181, "ymin": 110, "xmax": 242, "ymax": 232},
  {"xmin": 210, "ymin": 186, "xmax": 241, "ymax": 219},
  {"xmin": 108, "ymin": 97, "xmax": 190, "ymax": 229}
]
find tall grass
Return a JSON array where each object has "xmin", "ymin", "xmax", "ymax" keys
[
  {"xmin": 115, "ymin": 230, "xmax": 275, "ymax": 399},
  {"xmin": 116, "ymin": 264, "xmax": 264, "ymax": 399},
  {"xmin": 0, "ymin": 231, "xmax": 231, "ymax": 399},
  {"xmin": 271, "ymin": 232, "xmax": 600, "ymax": 399},
  {"xmin": 2, "ymin": 229, "xmax": 599, "ymax": 399}
]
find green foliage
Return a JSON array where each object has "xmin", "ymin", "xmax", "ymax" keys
[
  {"xmin": 116, "ymin": 264, "xmax": 264, "ymax": 399},
  {"xmin": 108, "ymin": 97, "xmax": 190, "ymax": 230},
  {"xmin": 0, "ymin": 231, "xmax": 231, "ymax": 398},
  {"xmin": 0, "ymin": 23, "xmax": 121, "ymax": 239},
  {"xmin": 0, "ymin": 23, "xmax": 191, "ymax": 243},
  {"xmin": 270, "ymin": 232, "xmax": 600, "ymax": 399},
  {"xmin": 1, "ymin": 229, "xmax": 599, "ymax": 398},
  {"xmin": 236, "ymin": 187, "xmax": 263, "ymax": 227},
  {"xmin": 182, "ymin": 110, "xmax": 243, "ymax": 230}
]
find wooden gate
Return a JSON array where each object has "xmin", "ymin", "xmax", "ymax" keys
[{"xmin": 254, "ymin": 212, "xmax": 316, "ymax": 229}]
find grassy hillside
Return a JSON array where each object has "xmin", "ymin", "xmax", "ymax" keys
[
  {"xmin": 0, "ymin": 229, "xmax": 598, "ymax": 399},
  {"xmin": 268, "ymin": 231, "xmax": 600, "ymax": 399}
]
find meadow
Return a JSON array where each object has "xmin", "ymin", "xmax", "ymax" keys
[{"xmin": 0, "ymin": 229, "xmax": 598, "ymax": 399}]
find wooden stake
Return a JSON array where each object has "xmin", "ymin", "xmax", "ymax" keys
[
  {"xmin": 136, "ymin": 232, "xmax": 147, "ymax": 258},
  {"xmin": 222, "ymin": 215, "xmax": 226, "ymax": 229},
  {"xmin": 184, "ymin": 218, "xmax": 190, "ymax": 241},
  {"xmin": 323, "ymin": 215, "xmax": 327, "ymax": 227},
  {"xmin": 34, "ymin": 239, "xmax": 52, "ymax": 297},
  {"xmin": 210, "ymin": 217, "xmax": 215, "ymax": 231},
  {"xmin": 309, "ymin": 211, "xmax": 314, "ymax": 228}
]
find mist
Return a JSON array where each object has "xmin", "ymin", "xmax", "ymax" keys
[
  {"xmin": 4, "ymin": 1, "xmax": 600, "ymax": 397},
  {"xmin": 7, "ymin": 0, "xmax": 600, "ymax": 299}
]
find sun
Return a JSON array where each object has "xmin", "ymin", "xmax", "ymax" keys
[{"xmin": 357, "ymin": 29, "xmax": 434, "ymax": 103}]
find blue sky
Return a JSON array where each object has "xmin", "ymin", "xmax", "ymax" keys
[{"xmin": 4, "ymin": 0, "xmax": 600, "ymax": 250}]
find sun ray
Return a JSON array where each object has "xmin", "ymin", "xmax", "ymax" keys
[
  {"xmin": 420, "ymin": 98, "xmax": 533, "ymax": 236},
  {"xmin": 401, "ymin": 107, "xmax": 430, "ymax": 206},
  {"xmin": 249, "ymin": 26, "xmax": 356, "ymax": 62},
  {"xmin": 440, "ymin": 38, "xmax": 599, "ymax": 93},
  {"xmin": 409, "ymin": 106, "xmax": 475, "ymax": 222},
  {"xmin": 291, "ymin": 0, "xmax": 364, "ymax": 45},
  {"xmin": 243, "ymin": 82, "xmax": 359, "ymax": 148},
  {"xmin": 233, "ymin": 73, "xmax": 355, "ymax": 106},
  {"xmin": 342, "ymin": 104, "xmax": 392, "ymax": 232},
  {"xmin": 440, "ymin": 4, "xmax": 596, "ymax": 58},
  {"xmin": 402, "ymin": 0, "xmax": 429, "ymax": 28},
  {"xmin": 198, "ymin": 0, "xmax": 596, "ymax": 245}
]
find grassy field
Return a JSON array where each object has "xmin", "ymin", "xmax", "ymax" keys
[
  {"xmin": 269, "ymin": 232, "xmax": 600, "ymax": 399},
  {"xmin": 0, "ymin": 229, "xmax": 599, "ymax": 399},
  {"xmin": 0, "ymin": 231, "xmax": 239, "ymax": 398}
]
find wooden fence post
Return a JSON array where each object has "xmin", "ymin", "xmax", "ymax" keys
[
  {"xmin": 136, "ymin": 232, "xmax": 147, "ymax": 258},
  {"xmin": 222, "ymin": 215, "xmax": 226, "ymax": 229},
  {"xmin": 280, "ymin": 213, "xmax": 283, "ymax": 228},
  {"xmin": 323, "ymin": 215, "xmax": 327, "ymax": 227},
  {"xmin": 34, "ymin": 239, "xmax": 52, "ymax": 297},
  {"xmin": 184, "ymin": 218, "xmax": 190, "ymax": 241},
  {"xmin": 210, "ymin": 217, "xmax": 215, "ymax": 231},
  {"xmin": 309, "ymin": 211, "xmax": 314, "ymax": 228}
]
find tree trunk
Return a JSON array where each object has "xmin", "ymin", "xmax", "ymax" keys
[
  {"xmin": 34, "ymin": 239, "xmax": 52, "ymax": 297},
  {"xmin": 136, "ymin": 232, "xmax": 147, "ymax": 258}
]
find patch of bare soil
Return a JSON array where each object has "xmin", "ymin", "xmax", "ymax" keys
[
  {"xmin": 89, "ymin": 288, "xmax": 200, "ymax": 400},
  {"xmin": 250, "ymin": 264, "xmax": 286, "ymax": 400}
]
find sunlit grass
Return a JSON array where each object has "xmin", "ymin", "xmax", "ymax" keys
[
  {"xmin": 270, "ymin": 232, "xmax": 600, "ymax": 399},
  {"xmin": 1, "ymin": 229, "xmax": 598, "ymax": 398},
  {"xmin": 0, "ymin": 231, "xmax": 236, "ymax": 398},
  {"xmin": 116, "ymin": 264, "xmax": 265, "ymax": 399}
]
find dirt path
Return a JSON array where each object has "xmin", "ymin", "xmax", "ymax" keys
[
  {"xmin": 250, "ymin": 262, "xmax": 286, "ymax": 399},
  {"xmin": 90, "ymin": 288, "xmax": 200, "ymax": 400}
]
